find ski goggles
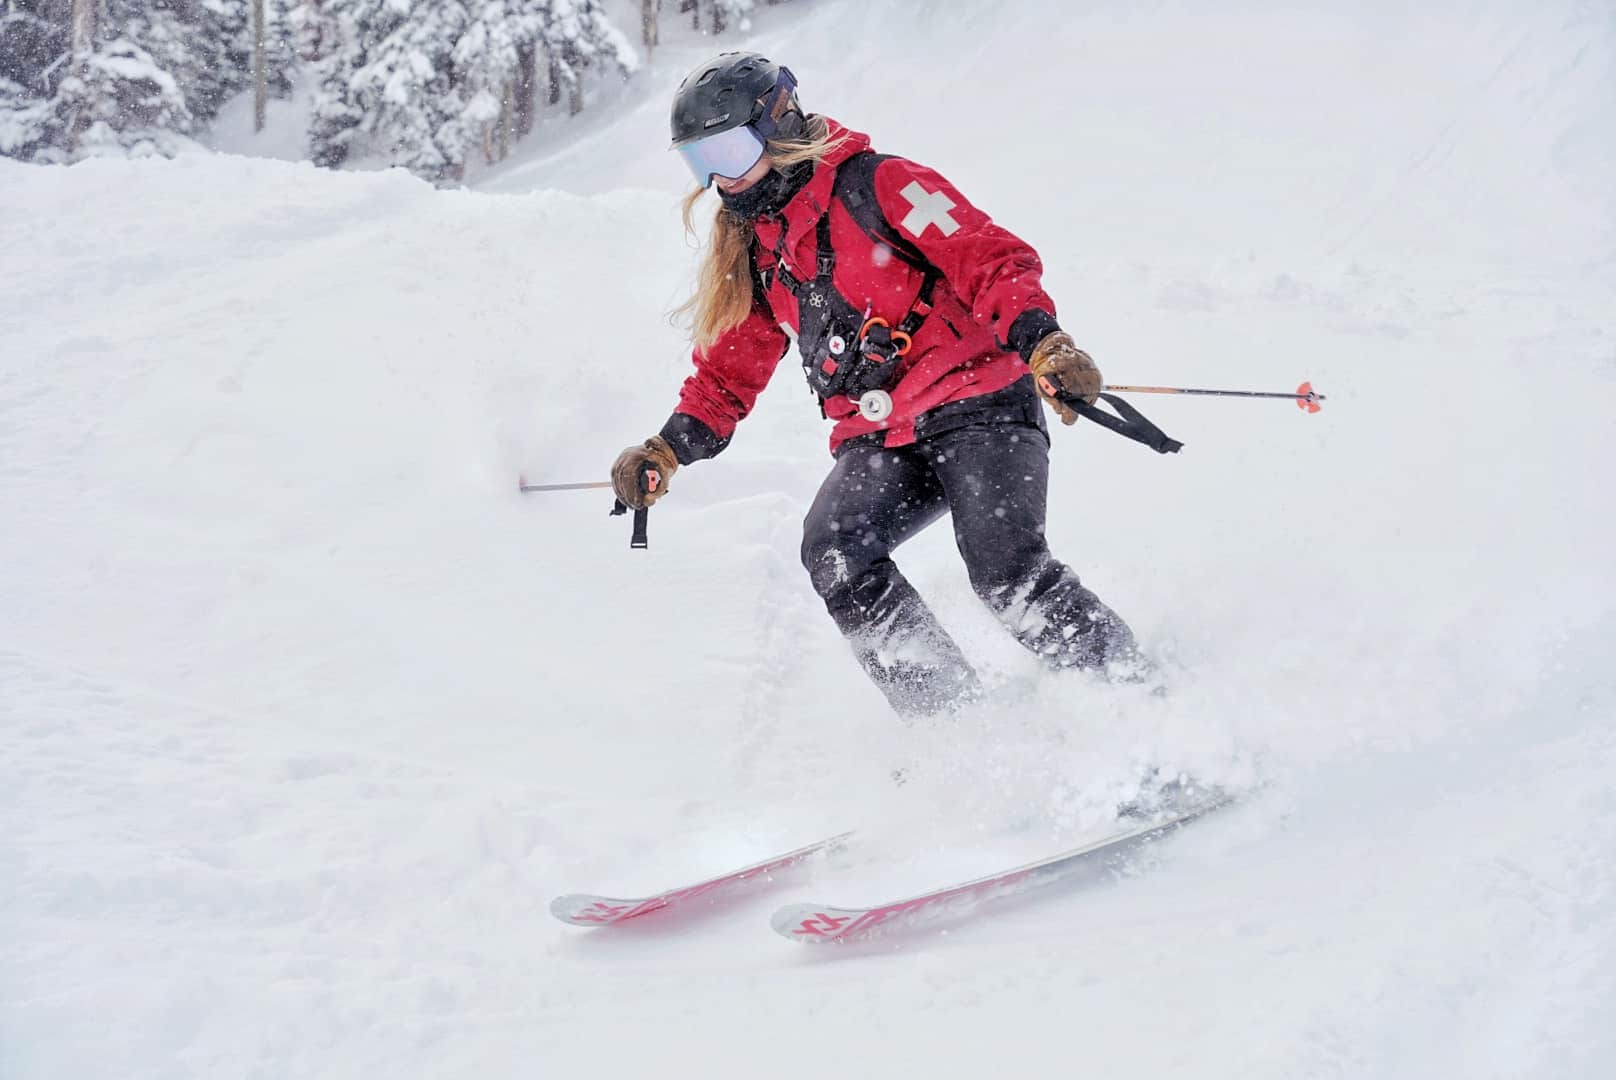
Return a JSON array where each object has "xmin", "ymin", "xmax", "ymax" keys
[{"xmin": 675, "ymin": 123, "xmax": 768, "ymax": 188}]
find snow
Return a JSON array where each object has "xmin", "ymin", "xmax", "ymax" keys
[
  {"xmin": 2, "ymin": 1, "xmax": 1614, "ymax": 1077},
  {"xmin": 204, "ymin": 74, "xmax": 320, "ymax": 162}
]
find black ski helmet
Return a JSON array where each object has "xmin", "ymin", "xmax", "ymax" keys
[{"xmin": 670, "ymin": 51, "xmax": 804, "ymax": 149}]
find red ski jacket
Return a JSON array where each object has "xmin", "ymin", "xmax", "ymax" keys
[{"xmin": 669, "ymin": 120, "xmax": 1062, "ymax": 457}]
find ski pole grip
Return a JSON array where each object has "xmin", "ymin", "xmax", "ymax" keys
[
  {"xmin": 603, "ymin": 457, "xmax": 663, "ymax": 550},
  {"xmin": 631, "ymin": 463, "xmax": 659, "ymax": 549}
]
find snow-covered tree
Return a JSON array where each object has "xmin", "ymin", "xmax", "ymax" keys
[
  {"xmin": 676, "ymin": 0, "xmax": 757, "ymax": 36},
  {"xmin": 310, "ymin": 0, "xmax": 635, "ymax": 181},
  {"xmin": 37, "ymin": 38, "xmax": 195, "ymax": 161},
  {"xmin": 286, "ymin": 0, "xmax": 339, "ymax": 62},
  {"xmin": 640, "ymin": 0, "xmax": 658, "ymax": 49},
  {"xmin": 1, "ymin": 2, "xmax": 208, "ymax": 163},
  {"xmin": 93, "ymin": 0, "xmax": 248, "ymax": 126},
  {"xmin": 257, "ymin": 0, "xmax": 300, "ymax": 98},
  {"xmin": 0, "ymin": 5, "xmax": 68, "ymax": 158},
  {"xmin": 443, "ymin": 0, "xmax": 542, "ymax": 166},
  {"xmin": 447, "ymin": 0, "xmax": 637, "ymax": 164},
  {"xmin": 0, "ymin": 5, "xmax": 69, "ymax": 95},
  {"xmin": 539, "ymin": 0, "xmax": 635, "ymax": 118},
  {"xmin": 310, "ymin": 0, "xmax": 472, "ymax": 179},
  {"xmin": 0, "ymin": 73, "xmax": 53, "ymax": 159},
  {"xmin": 3, "ymin": 0, "xmax": 766, "ymax": 171},
  {"xmin": 0, "ymin": 0, "xmax": 311, "ymax": 162},
  {"xmin": 710, "ymin": 0, "xmax": 754, "ymax": 35},
  {"xmin": 1, "ymin": 0, "xmax": 278, "ymax": 163}
]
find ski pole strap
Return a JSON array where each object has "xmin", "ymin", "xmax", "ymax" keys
[
  {"xmin": 607, "ymin": 459, "xmax": 659, "ymax": 549},
  {"xmin": 1061, "ymin": 391, "xmax": 1184, "ymax": 455},
  {"xmin": 608, "ymin": 499, "xmax": 650, "ymax": 549}
]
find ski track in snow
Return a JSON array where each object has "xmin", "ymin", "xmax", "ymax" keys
[{"xmin": 3, "ymin": 1, "xmax": 1615, "ymax": 1077}]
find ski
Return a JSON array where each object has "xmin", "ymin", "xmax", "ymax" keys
[
  {"xmin": 551, "ymin": 831, "xmax": 853, "ymax": 927},
  {"xmin": 772, "ymin": 796, "xmax": 1230, "ymax": 944}
]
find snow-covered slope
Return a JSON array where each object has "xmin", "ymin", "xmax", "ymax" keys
[{"xmin": 3, "ymin": 2, "xmax": 1614, "ymax": 1077}]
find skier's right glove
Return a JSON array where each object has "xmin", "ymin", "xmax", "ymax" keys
[
  {"xmin": 1029, "ymin": 331, "xmax": 1103, "ymax": 425},
  {"xmin": 610, "ymin": 435, "xmax": 679, "ymax": 510}
]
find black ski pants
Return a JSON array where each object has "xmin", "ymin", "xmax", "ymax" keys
[{"xmin": 801, "ymin": 383, "xmax": 1136, "ymax": 717}]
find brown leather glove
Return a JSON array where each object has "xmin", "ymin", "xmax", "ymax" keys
[
  {"xmin": 1028, "ymin": 331, "xmax": 1102, "ymax": 425},
  {"xmin": 610, "ymin": 435, "xmax": 679, "ymax": 510}
]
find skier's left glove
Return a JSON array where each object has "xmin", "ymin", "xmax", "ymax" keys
[
  {"xmin": 1029, "ymin": 331, "xmax": 1102, "ymax": 425},
  {"xmin": 610, "ymin": 435, "xmax": 679, "ymax": 510}
]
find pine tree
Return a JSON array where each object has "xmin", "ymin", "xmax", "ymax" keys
[
  {"xmin": 287, "ymin": 0, "xmax": 340, "ymax": 63},
  {"xmin": 672, "ymin": 0, "xmax": 784, "ymax": 38},
  {"xmin": 539, "ymin": 0, "xmax": 636, "ymax": 118},
  {"xmin": 0, "ymin": 73, "xmax": 55, "ymax": 160},
  {"xmin": 44, "ymin": 37, "xmax": 195, "ymax": 160},
  {"xmin": 2, "ymin": 1, "xmax": 203, "ymax": 162},
  {"xmin": 263, "ymin": 0, "xmax": 299, "ymax": 93},
  {"xmin": 0, "ymin": 5, "xmax": 69, "ymax": 95},
  {"xmin": 709, "ymin": 0, "xmax": 755, "ymax": 36},
  {"xmin": 307, "ymin": 50, "xmax": 358, "ymax": 167},
  {"xmin": 310, "ymin": 0, "xmax": 637, "ymax": 181},
  {"xmin": 5, "ymin": 0, "xmax": 770, "ymax": 170},
  {"xmin": 444, "ymin": 0, "xmax": 544, "ymax": 167},
  {"xmin": 640, "ymin": 0, "xmax": 658, "ymax": 49},
  {"xmin": 0, "ymin": 4, "xmax": 67, "ymax": 159},
  {"xmin": 104, "ymin": 0, "xmax": 252, "ymax": 127},
  {"xmin": 310, "ymin": 0, "xmax": 472, "ymax": 180}
]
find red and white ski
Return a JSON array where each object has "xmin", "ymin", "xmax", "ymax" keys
[
  {"xmin": 772, "ymin": 797, "xmax": 1229, "ymax": 944},
  {"xmin": 551, "ymin": 831, "xmax": 853, "ymax": 927}
]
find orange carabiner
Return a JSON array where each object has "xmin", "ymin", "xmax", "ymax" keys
[{"xmin": 859, "ymin": 316, "xmax": 912, "ymax": 357}]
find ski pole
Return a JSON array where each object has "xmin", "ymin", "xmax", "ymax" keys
[
  {"xmin": 518, "ymin": 474, "xmax": 653, "ymax": 550},
  {"xmin": 1103, "ymin": 381, "xmax": 1327, "ymax": 414},
  {"xmin": 518, "ymin": 479, "xmax": 613, "ymax": 493}
]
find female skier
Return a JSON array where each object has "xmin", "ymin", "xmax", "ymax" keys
[{"xmin": 611, "ymin": 52, "xmax": 1139, "ymax": 717}]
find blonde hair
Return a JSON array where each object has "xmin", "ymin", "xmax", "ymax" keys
[{"xmin": 674, "ymin": 116, "xmax": 848, "ymax": 348}]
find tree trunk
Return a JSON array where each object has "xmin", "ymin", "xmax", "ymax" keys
[
  {"xmin": 252, "ymin": 0, "xmax": 267, "ymax": 133},
  {"xmin": 65, "ymin": 0, "xmax": 97, "ymax": 152},
  {"xmin": 498, "ymin": 82, "xmax": 511, "ymax": 162},
  {"xmin": 69, "ymin": 0, "xmax": 96, "ymax": 53},
  {"xmin": 566, "ymin": 43, "xmax": 583, "ymax": 116},
  {"xmin": 515, "ymin": 44, "xmax": 537, "ymax": 137},
  {"xmin": 641, "ymin": 0, "xmax": 658, "ymax": 49},
  {"xmin": 304, "ymin": 0, "xmax": 330, "ymax": 62}
]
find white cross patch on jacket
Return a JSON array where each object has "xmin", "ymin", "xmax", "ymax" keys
[{"xmin": 897, "ymin": 181, "xmax": 961, "ymax": 238}]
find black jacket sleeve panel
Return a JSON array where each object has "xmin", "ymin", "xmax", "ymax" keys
[
  {"xmin": 1005, "ymin": 308, "xmax": 1062, "ymax": 362},
  {"xmin": 659, "ymin": 411, "xmax": 730, "ymax": 465}
]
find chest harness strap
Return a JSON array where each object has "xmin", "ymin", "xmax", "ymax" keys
[{"xmin": 757, "ymin": 155, "xmax": 946, "ymax": 418}]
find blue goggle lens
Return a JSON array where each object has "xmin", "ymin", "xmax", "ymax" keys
[{"xmin": 676, "ymin": 124, "xmax": 767, "ymax": 188}]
